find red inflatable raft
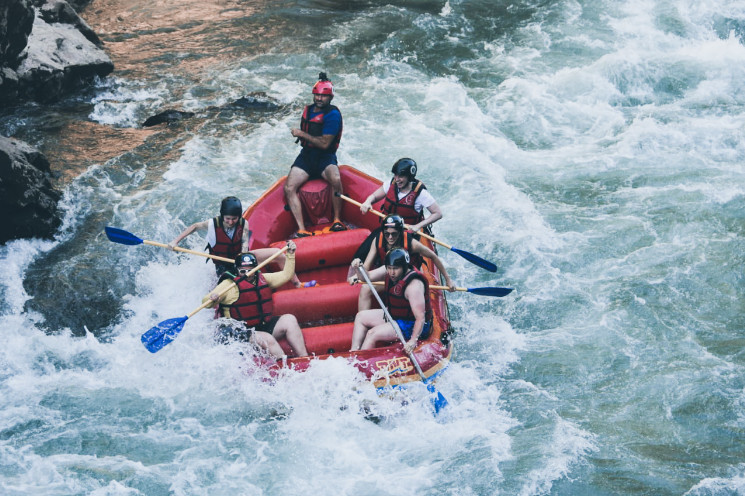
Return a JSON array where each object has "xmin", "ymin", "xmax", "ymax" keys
[{"xmin": 244, "ymin": 165, "xmax": 453, "ymax": 389}]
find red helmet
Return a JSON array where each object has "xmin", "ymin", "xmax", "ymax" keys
[{"xmin": 312, "ymin": 80, "xmax": 334, "ymax": 96}]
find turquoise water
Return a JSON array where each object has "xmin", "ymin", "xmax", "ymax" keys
[{"xmin": 2, "ymin": 0, "xmax": 745, "ymax": 494}]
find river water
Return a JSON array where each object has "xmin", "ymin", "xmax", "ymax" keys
[{"xmin": 2, "ymin": 0, "xmax": 745, "ymax": 494}]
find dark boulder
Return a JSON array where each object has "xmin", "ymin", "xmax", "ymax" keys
[
  {"xmin": 142, "ymin": 94, "xmax": 285, "ymax": 127},
  {"xmin": 228, "ymin": 95, "xmax": 282, "ymax": 111},
  {"xmin": 0, "ymin": 135, "xmax": 63, "ymax": 245},
  {"xmin": 0, "ymin": 0, "xmax": 112, "ymax": 105},
  {"xmin": 0, "ymin": 0, "xmax": 35, "ymax": 69},
  {"xmin": 142, "ymin": 109, "xmax": 196, "ymax": 127}
]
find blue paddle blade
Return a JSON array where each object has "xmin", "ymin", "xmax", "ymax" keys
[
  {"xmin": 427, "ymin": 383, "xmax": 448, "ymax": 414},
  {"xmin": 141, "ymin": 316, "xmax": 188, "ymax": 353},
  {"xmin": 105, "ymin": 226, "xmax": 144, "ymax": 246},
  {"xmin": 450, "ymin": 247, "xmax": 497, "ymax": 272},
  {"xmin": 467, "ymin": 287, "xmax": 514, "ymax": 297}
]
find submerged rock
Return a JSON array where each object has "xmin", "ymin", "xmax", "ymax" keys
[
  {"xmin": 142, "ymin": 109, "xmax": 196, "ymax": 127},
  {"xmin": 0, "ymin": 135, "xmax": 62, "ymax": 245},
  {"xmin": 227, "ymin": 95, "xmax": 282, "ymax": 111},
  {"xmin": 142, "ymin": 94, "xmax": 285, "ymax": 127}
]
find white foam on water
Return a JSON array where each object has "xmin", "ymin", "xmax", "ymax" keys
[{"xmin": 4, "ymin": 0, "xmax": 745, "ymax": 493}]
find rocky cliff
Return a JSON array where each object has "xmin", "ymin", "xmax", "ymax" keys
[{"xmin": 1, "ymin": 0, "xmax": 111, "ymax": 244}]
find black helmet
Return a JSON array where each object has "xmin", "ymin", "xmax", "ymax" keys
[
  {"xmin": 220, "ymin": 196, "xmax": 243, "ymax": 217},
  {"xmin": 391, "ymin": 158, "xmax": 417, "ymax": 180},
  {"xmin": 385, "ymin": 248, "xmax": 410, "ymax": 269},
  {"xmin": 382, "ymin": 214, "xmax": 405, "ymax": 233},
  {"xmin": 234, "ymin": 252, "xmax": 258, "ymax": 270}
]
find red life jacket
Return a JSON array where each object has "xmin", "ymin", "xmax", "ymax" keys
[
  {"xmin": 381, "ymin": 180, "xmax": 426, "ymax": 227},
  {"xmin": 299, "ymin": 104, "xmax": 342, "ymax": 152},
  {"xmin": 375, "ymin": 231, "xmax": 423, "ymax": 269},
  {"xmin": 220, "ymin": 273, "xmax": 274, "ymax": 327},
  {"xmin": 208, "ymin": 217, "xmax": 245, "ymax": 260},
  {"xmin": 385, "ymin": 267, "xmax": 432, "ymax": 322}
]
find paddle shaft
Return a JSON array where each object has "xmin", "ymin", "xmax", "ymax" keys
[
  {"xmin": 187, "ymin": 245, "xmax": 289, "ymax": 318},
  {"xmin": 358, "ymin": 267, "xmax": 428, "ymax": 380},
  {"xmin": 370, "ymin": 281, "xmax": 475, "ymax": 292},
  {"xmin": 337, "ymin": 193, "xmax": 452, "ymax": 249},
  {"xmin": 143, "ymin": 239, "xmax": 234, "ymax": 264}
]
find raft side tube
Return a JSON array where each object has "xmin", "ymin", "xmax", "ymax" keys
[
  {"xmin": 271, "ymin": 228, "xmax": 370, "ymax": 273},
  {"xmin": 272, "ymin": 282, "xmax": 361, "ymax": 324},
  {"xmin": 278, "ymin": 322, "xmax": 355, "ymax": 356}
]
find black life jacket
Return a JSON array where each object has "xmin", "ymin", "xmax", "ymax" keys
[
  {"xmin": 299, "ymin": 104, "xmax": 342, "ymax": 152},
  {"xmin": 208, "ymin": 217, "xmax": 245, "ymax": 260},
  {"xmin": 385, "ymin": 267, "xmax": 432, "ymax": 322},
  {"xmin": 381, "ymin": 179, "xmax": 426, "ymax": 227},
  {"xmin": 219, "ymin": 272, "xmax": 274, "ymax": 327}
]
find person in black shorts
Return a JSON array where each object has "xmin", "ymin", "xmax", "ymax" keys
[{"xmin": 284, "ymin": 73, "xmax": 347, "ymax": 237}]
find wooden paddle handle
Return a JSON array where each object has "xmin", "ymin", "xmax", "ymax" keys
[
  {"xmin": 144, "ymin": 240, "xmax": 235, "ymax": 263},
  {"xmin": 338, "ymin": 193, "xmax": 385, "ymax": 218},
  {"xmin": 337, "ymin": 193, "xmax": 451, "ymax": 249},
  {"xmin": 370, "ymin": 281, "xmax": 463, "ymax": 292},
  {"xmin": 430, "ymin": 285, "xmax": 465, "ymax": 292}
]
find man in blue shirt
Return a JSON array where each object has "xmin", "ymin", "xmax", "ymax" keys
[{"xmin": 284, "ymin": 73, "xmax": 346, "ymax": 237}]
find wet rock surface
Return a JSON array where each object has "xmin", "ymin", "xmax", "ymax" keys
[
  {"xmin": 1, "ymin": 0, "xmax": 112, "ymax": 105},
  {"xmin": 0, "ymin": 135, "xmax": 63, "ymax": 245}
]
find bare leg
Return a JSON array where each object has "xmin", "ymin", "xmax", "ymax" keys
[
  {"xmin": 253, "ymin": 247, "xmax": 302, "ymax": 287},
  {"xmin": 322, "ymin": 164, "xmax": 344, "ymax": 222},
  {"xmin": 284, "ymin": 167, "xmax": 310, "ymax": 232},
  {"xmin": 250, "ymin": 331, "xmax": 285, "ymax": 358},
  {"xmin": 272, "ymin": 314, "xmax": 308, "ymax": 357},
  {"xmin": 351, "ymin": 309, "xmax": 385, "ymax": 351},
  {"xmin": 357, "ymin": 266, "xmax": 386, "ymax": 311},
  {"xmin": 361, "ymin": 321, "xmax": 398, "ymax": 350}
]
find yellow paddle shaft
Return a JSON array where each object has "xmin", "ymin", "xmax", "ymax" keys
[
  {"xmin": 337, "ymin": 193, "xmax": 452, "ymax": 250},
  {"xmin": 143, "ymin": 240, "xmax": 234, "ymax": 263}
]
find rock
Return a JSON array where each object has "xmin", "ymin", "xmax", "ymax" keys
[
  {"xmin": 60, "ymin": 0, "xmax": 91, "ymax": 11},
  {"xmin": 0, "ymin": 67, "xmax": 20, "ymax": 104},
  {"xmin": 0, "ymin": 0, "xmax": 35, "ymax": 69},
  {"xmin": 15, "ymin": 13, "xmax": 113, "ymax": 103},
  {"xmin": 0, "ymin": 0, "xmax": 112, "ymax": 104},
  {"xmin": 228, "ymin": 95, "xmax": 282, "ymax": 111},
  {"xmin": 0, "ymin": 135, "xmax": 62, "ymax": 245},
  {"xmin": 142, "ymin": 94, "xmax": 284, "ymax": 127},
  {"xmin": 39, "ymin": 0, "xmax": 102, "ymax": 46},
  {"xmin": 142, "ymin": 109, "xmax": 196, "ymax": 127}
]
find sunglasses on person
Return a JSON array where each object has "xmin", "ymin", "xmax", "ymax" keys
[
  {"xmin": 384, "ymin": 230, "xmax": 399, "ymax": 238},
  {"xmin": 238, "ymin": 267, "xmax": 255, "ymax": 275}
]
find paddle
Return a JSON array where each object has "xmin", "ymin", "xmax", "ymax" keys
[
  {"xmin": 358, "ymin": 266, "xmax": 448, "ymax": 414},
  {"xmin": 370, "ymin": 281, "xmax": 513, "ymax": 297},
  {"xmin": 140, "ymin": 245, "xmax": 289, "ymax": 353},
  {"xmin": 105, "ymin": 226, "xmax": 234, "ymax": 264},
  {"xmin": 336, "ymin": 193, "xmax": 497, "ymax": 272}
]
